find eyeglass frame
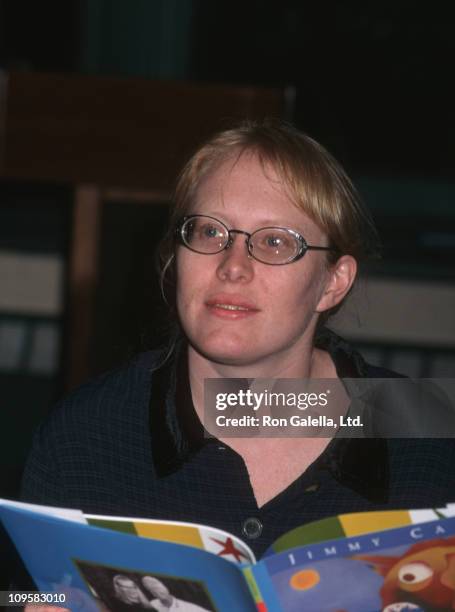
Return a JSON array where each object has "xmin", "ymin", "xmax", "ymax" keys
[{"xmin": 175, "ymin": 214, "xmax": 338, "ymax": 265}]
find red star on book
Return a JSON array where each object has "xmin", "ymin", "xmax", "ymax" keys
[{"xmin": 210, "ymin": 536, "xmax": 249, "ymax": 563}]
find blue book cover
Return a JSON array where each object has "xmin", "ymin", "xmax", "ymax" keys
[
  {"xmin": 2, "ymin": 500, "xmax": 455, "ymax": 611},
  {"xmin": 251, "ymin": 516, "xmax": 455, "ymax": 611},
  {"xmin": 1, "ymin": 503, "xmax": 256, "ymax": 612}
]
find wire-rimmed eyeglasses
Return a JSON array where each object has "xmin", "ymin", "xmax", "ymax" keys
[{"xmin": 176, "ymin": 214, "xmax": 337, "ymax": 265}]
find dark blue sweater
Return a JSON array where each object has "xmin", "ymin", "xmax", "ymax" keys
[{"xmin": 21, "ymin": 330, "xmax": 455, "ymax": 559}]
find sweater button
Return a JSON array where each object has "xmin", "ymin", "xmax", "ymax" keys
[{"xmin": 242, "ymin": 517, "xmax": 263, "ymax": 539}]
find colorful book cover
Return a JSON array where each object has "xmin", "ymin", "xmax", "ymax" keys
[
  {"xmin": 3, "ymin": 499, "xmax": 455, "ymax": 611},
  {"xmin": 252, "ymin": 516, "xmax": 455, "ymax": 611},
  {"xmin": 86, "ymin": 514, "xmax": 255, "ymax": 565},
  {"xmin": 267, "ymin": 505, "xmax": 455, "ymax": 555},
  {"xmin": 1, "ymin": 502, "xmax": 257, "ymax": 612}
]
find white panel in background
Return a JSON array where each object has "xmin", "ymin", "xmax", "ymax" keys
[
  {"xmin": 332, "ymin": 277, "xmax": 455, "ymax": 347},
  {"xmin": 0, "ymin": 321, "xmax": 27, "ymax": 370},
  {"xmin": 0, "ymin": 251, "xmax": 63, "ymax": 316},
  {"xmin": 27, "ymin": 322, "xmax": 60, "ymax": 375}
]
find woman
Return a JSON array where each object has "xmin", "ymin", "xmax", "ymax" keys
[{"xmin": 21, "ymin": 120, "xmax": 455, "ymax": 559}]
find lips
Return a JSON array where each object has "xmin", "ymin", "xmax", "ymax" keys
[
  {"xmin": 211, "ymin": 304, "xmax": 249, "ymax": 311},
  {"xmin": 205, "ymin": 294, "xmax": 260, "ymax": 318}
]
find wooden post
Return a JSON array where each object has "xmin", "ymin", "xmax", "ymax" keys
[{"xmin": 66, "ymin": 185, "xmax": 102, "ymax": 390}]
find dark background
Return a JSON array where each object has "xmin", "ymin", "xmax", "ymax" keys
[
  {"xmin": 0, "ymin": 1, "xmax": 454, "ymax": 585},
  {"xmin": 1, "ymin": 0, "xmax": 454, "ymax": 175}
]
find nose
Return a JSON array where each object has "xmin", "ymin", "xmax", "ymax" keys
[{"xmin": 216, "ymin": 232, "xmax": 254, "ymax": 283}]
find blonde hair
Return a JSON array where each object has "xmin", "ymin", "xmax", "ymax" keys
[{"xmin": 159, "ymin": 118, "xmax": 379, "ymax": 304}]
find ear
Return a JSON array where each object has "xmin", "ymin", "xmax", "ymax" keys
[{"xmin": 316, "ymin": 255, "xmax": 357, "ymax": 313}]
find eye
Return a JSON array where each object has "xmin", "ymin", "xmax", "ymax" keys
[
  {"xmin": 266, "ymin": 235, "xmax": 285, "ymax": 248},
  {"xmin": 201, "ymin": 224, "xmax": 222, "ymax": 238},
  {"xmin": 398, "ymin": 562, "xmax": 433, "ymax": 585},
  {"xmin": 259, "ymin": 232, "xmax": 292, "ymax": 251}
]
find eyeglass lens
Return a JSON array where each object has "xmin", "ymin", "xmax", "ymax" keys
[{"xmin": 181, "ymin": 216, "xmax": 302, "ymax": 264}]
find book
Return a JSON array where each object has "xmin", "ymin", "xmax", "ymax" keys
[{"xmin": 2, "ymin": 498, "xmax": 455, "ymax": 612}]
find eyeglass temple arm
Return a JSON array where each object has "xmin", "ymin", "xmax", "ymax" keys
[{"xmin": 306, "ymin": 245, "xmax": 338, "ymax": 252}]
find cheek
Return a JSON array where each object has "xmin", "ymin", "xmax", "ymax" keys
[
  {"xmin": 175, "ymin": 253, "xmax": 191, "ymax": 311},
  {"xmin": 175, "ymin": 251, "xmax": 211, "ymax": 309},
  {"xmin": 275, "ymin": 265, "xmax": 327, "ymax": 313}
]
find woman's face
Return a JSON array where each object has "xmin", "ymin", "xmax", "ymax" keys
[{"xmin": 176, "ymin": 153, "xmax": 333, "ymax": 369}]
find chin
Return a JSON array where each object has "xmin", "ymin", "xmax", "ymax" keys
[
  {"xmin": 208, "ymin": 351, "xmax": 254, "ymax": 366},
  {"xmin": 192, "ymin": 335, "xmax": 257, "ymax": 366},
  {"xmin": 201, "ymin": 345, "xmax": 250, "ymax": 366}
]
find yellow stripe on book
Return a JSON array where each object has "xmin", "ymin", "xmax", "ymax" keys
[
  {"xmin": 133, "ymin": 522, "xmax": 205, "ymax": 549},
  {"xmin": 242, "ymin": 567, "xmax": 263, "ymax": 604},
  {"xmin": 339, "ymin": 510, "xmax": 412, "ymax": 536}
]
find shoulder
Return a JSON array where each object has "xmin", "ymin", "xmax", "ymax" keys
[
  {"xmin": 21, "ymin": 350, "xmax": 165, "ymax": 506},
  {"xmin": 362, "ymin": 362, "xmax": 406, "ymax": 378},
  {"xmin": 33, "ymin": 350, "xmax": 165, "ymax": 443},
  {"xmin": 360, "ymin": 367, "xmax": 454, "ymax": 437},
  {"xmin": 316, "ymin": 327, "xmax": 406, "ymax": 378}
]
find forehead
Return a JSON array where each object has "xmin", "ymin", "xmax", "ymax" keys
[
  {"xmin": 194, "ymin": 153, "xmax": 285, "ymax": 209},
  {"xmin": 191, "ymin": 153, "xmax": 322, "ymax": 237}
]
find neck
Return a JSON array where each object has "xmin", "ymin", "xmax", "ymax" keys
[
  {"xmin": 187, "ymin": 333, "xmax": 337, "ymax": 421},
  {"xmin": 189, "ymin": 342, "xmax": 314, "ymax": 379}
]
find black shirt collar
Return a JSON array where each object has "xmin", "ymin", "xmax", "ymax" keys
[{"xmin": 150, "ymin": 328, "xmax": 388, "ymax": 503}]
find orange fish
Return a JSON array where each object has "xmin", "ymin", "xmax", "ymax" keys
[{"xmin": 356, "ymin": 536, "xmax": 455, "ymax": 610}]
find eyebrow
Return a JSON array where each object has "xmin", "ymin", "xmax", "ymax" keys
[{"xmin": 194, "ymin": 212, "xmax": 305, "ymax": 231}]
